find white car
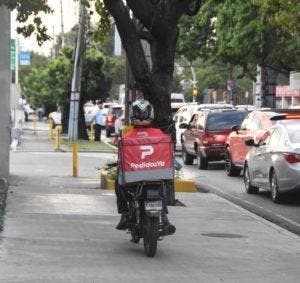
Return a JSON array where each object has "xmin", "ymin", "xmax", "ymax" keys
[{"xmin": 244, "ymin": 117, "xmax": 300, "ymax": 203}]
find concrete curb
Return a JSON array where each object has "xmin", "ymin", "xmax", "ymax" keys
[
  {"xmin": 0, "ymin": 178, "xmax": 8, "ymax": 203},
  {"xmin": 100, "ymin": 170, "xmax": 196, "ymax": 192}
]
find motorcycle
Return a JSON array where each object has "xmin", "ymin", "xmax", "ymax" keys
[
  {"xmin": 124, "ymin": 180, "xmax": 175, "ymax": 257},
  {"xmin": 117, "ymin": 127, "xmax": 176, "ymax": 257}
]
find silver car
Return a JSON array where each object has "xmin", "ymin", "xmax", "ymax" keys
[{"xmin": 244, "ymin": 119, "xmax": 300, "ymax": 203}]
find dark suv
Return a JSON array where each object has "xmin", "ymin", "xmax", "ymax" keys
[{"xmin": 180, "ymin": 110, "xmax": 247, "ymax": 169}]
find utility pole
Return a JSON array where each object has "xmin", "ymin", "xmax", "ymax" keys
[
  {"xmin": 60, "ymin": 0, "xmax": 65, "ymax": 47},
  {"xmin": 0, "ymin": 6, "xmax": 11, "ymax": 179},
  {"xmin": 68, "ymin": 3, "xmax": 87, "ymax": 177}
]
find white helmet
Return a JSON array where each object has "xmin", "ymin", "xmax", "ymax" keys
[{"xmin": 130, "ymin": 99, "xmax": 154, "ymax": 126}]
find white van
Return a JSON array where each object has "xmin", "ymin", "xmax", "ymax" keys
[{"xmin": 171, "ymin": 93, "xmax": 185, "ymax": 103}]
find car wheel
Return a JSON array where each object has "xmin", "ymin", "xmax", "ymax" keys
[
  {"xmin": 182, "ymin": 143, "xmax": 194, "ymax": 165},
  {"xmin": 244, "ymin": 163, "xmax": 259, "ymax": 194},
  {"xmin": 196, "ymin": 148, "xmax": 208, "ymax": 170},
  {"xmin": 270, "ymin": 170, "xmax": 281, "ymax": 203},
  {"xmin": 106, "ymin": 128, "xmax": 111, "ymax": 137},
  {"xmin": 225, "ymin": 148, "xmax": 241, "ymax": 176}
]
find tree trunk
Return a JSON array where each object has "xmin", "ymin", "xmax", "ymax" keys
[
  {"xmin": 61, "ymin": 103, "xmax": 70, "ymax": 134},
  {"xmin": 78, "ymin": 100, "xmax": 88, "ymax": 140}
]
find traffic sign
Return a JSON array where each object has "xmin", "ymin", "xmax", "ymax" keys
[{"xmin": 20, "ymin": 51, "xmax": 31, "ymax": 66}]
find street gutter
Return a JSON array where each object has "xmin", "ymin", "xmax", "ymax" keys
[{"xmin": 197, "ymin": 182, "xmax": 300, "ymax": 237}]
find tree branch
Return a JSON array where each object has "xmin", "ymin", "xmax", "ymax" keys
[
  {"xmin": 127, "ymin": 0, "xmax": 177, "ymax": 41},
  {"xmin": 126, "ymin": 0, "xmax": 154, "ymax": 31},
  {"xmin": 185, "ymin": 0, "xmax": 202, "ymax": 16},
  {"xmin": 138, "ymin": 29, "xmax": 154, "ymax": 43},
  {"xmin": 103, "ymin": 0, "xmax": 154, "ymax": 94}
]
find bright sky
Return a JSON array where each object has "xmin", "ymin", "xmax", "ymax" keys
[{"xmin": 11, "ymin": 0, "xmax": 79, "ymax": 56}]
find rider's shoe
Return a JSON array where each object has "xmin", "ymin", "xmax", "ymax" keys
[
  {"xmin": 116, "ymin": 213, "xmax": 128, "ymax": 230},
  {"xmin": 162, "ymin": 213, "xmax": 176, "ymax": 235}
]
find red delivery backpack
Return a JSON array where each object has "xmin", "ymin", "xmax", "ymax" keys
[{"xmin": 118, "ymin": 128, "xmax": 174, "ymax": 184}]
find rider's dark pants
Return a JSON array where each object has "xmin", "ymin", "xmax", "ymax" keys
[{"xmin": 115, "ymin": 181, "xmax": 128, "ymax": 214}]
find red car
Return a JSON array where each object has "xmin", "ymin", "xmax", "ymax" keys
[
  {"xmin": 105, "ymin": 105, "xmax": 122, "ymax": 137},
  {"xmin": 225, "ymin": 111, "xmax": 281, "ymax": 176},
  {"xmin": 181, "ymin": 109, "xmax": 247, "ymax": 169}
]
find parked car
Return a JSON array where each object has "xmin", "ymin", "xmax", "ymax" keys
[
  {"xmin": 180, "ymin": 109, "xmax": 247, "ymax": 169},
  {"xmin": 174, "ymin": 103, "xmax": 235, "ymax": 150},
  {"xmin": 225, "ymin": 111, "xmax": 283, "ymax": 176},
  {"xmin": 235, "ymin": 105, "xmax": 258, "ymax": 111},
  {"xmin": 244, "ymin": 116, "xmax": 300, "ymax": 203},
  {"xmin": 105, "ymin": 104, "xmax": 123, "ymax": 137}
]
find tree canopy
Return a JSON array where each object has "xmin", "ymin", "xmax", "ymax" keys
[{"xmin": 178, "ymin": 0, "xmax": 300, "ymax": 76}]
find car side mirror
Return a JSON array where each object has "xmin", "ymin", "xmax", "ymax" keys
[
  {"xmin": 179, "ymin": 123, "xmax": 189, "ymax": 129},
  {"xmin": 231, "ymin": 124, "xmax": 240, "ymax": 133},
  {"xmin": 245, "ymin": 139, "xmax": 256, "ymax": 147}
]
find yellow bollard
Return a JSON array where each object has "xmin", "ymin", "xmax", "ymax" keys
[
  {"xmin": 90, "ymin": 123, "xmax": 95, "ymax": 143},
  {"xmin": 33, "ymin": 115, "xmax": 38, "ymax": 135},
  {"xmin": 122, "ymin": 125, "xmax": 133, "ymax": 136},
  {"xmin": 55, "ymin": 125, "xmax": 62, "ymax": 151},
  {"xmin": 49, "ymin": 119, "xmax": 54, "ymax": 140},
  {"xmin": 73, "ymin": 140, "xmax": 78, "ymax": 177}
]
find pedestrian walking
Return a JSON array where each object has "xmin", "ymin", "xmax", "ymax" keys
[{"xmin": 93, "ymin": 102, "xmax": 105, "ymax": 142}]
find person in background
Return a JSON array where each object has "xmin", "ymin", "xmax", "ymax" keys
[
  {"xmin": 37, "ymin": 106, "xmax": 44, "ymax": 122},
  {"xmin": 93, "ymin": 102, "xmax": 104, "ymax": 142}
]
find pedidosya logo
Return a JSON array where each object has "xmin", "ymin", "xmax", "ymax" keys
[
  {"xmin": 140, "ymin": 145, "xmax": 154, "ymax": 159},
  {"xmin": 129, "ymin": 145, "xmax": 166, "ymax": 169}
]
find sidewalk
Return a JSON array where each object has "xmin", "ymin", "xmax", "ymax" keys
[{"xmin": 1, "ymin": 123, "xmax": 300, "ymax": 282}]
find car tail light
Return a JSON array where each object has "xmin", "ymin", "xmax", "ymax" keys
[
  {"xmin": 285, "ymin": 115, "xmax": 300, "ymax": 119},
  {"xmin": 284, "ymin": 153, "xmax": 300, "ymax": 164},
  {"xmin": 203, "ymin": 133, "xmax": 210, "ymax": 145}
]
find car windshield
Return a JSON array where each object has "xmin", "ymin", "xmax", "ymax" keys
[
  {"xmin": 112, "ymin": 107, "xmax": 122, "ymax": 116},
  {"xmin": 206, "ymin": 111, "xmax": 247, "ymax": 131},
  {"xmin": 284, "ymin": 120, "xmax": 300, "ymax": 143}
]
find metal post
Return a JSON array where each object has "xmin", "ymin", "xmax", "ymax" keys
[
  {"xmin": 0, "ymin": 6, "xmax": 10, "ymax": 178},
  {"xmin": 55, "ymin": 125, "xmax": 62, "ymax": 151},
  {"xmin": 125, "ymin": 57, "xmax": 130, "ymax": 125},
  {"xmin": 68, "ymin": 3, "xmax": 87, "ymax": 177},
  {"xmin": 60, "ymin": 0, "xmax": 65, "ymax": 47},
  {"xmin": 49, "ymin": 119, "xmax": 54, "ymax": 139},
  {"xmin": 90, "ymin": 123, "xmax": 94, "ymax": 143},
  {"xmin": 33, "ymin": 114, "xmax": 38, "ymax": 135},
  {"xmin": 73, "ymin": 141, "xmax": 78, "ymax": 177}
]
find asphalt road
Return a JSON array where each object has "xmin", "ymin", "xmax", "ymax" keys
[
  {"xmin": 105, "ymin": 135, "xmax": 300, "ymax": 236},
  {"xmin": 180, "ymin": 156, "xmax": 300, "ymax": 236}
]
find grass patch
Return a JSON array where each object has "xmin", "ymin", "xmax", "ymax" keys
[{"xmin": 63, "ymin": 139, "xmax": 115, "ymax": 153}]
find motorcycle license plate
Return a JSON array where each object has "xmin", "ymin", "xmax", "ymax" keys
[{"xmin": 145, "ymin": 201, "xmax": 162, "ymax": 211}]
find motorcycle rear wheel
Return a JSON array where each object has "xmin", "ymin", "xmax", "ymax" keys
[{"xmin": 143, "ymin": 216, "xmax": 159, "ymax": 257}]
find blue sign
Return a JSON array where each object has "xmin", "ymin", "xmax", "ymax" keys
[{"xmin": 20, "ymin": 51, "xmax": 31, "ymax": 66}]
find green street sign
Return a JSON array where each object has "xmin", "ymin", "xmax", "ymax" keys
[{"xmin": 10, "ymin": 39, "xmax": 16, "ymax": 70}]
